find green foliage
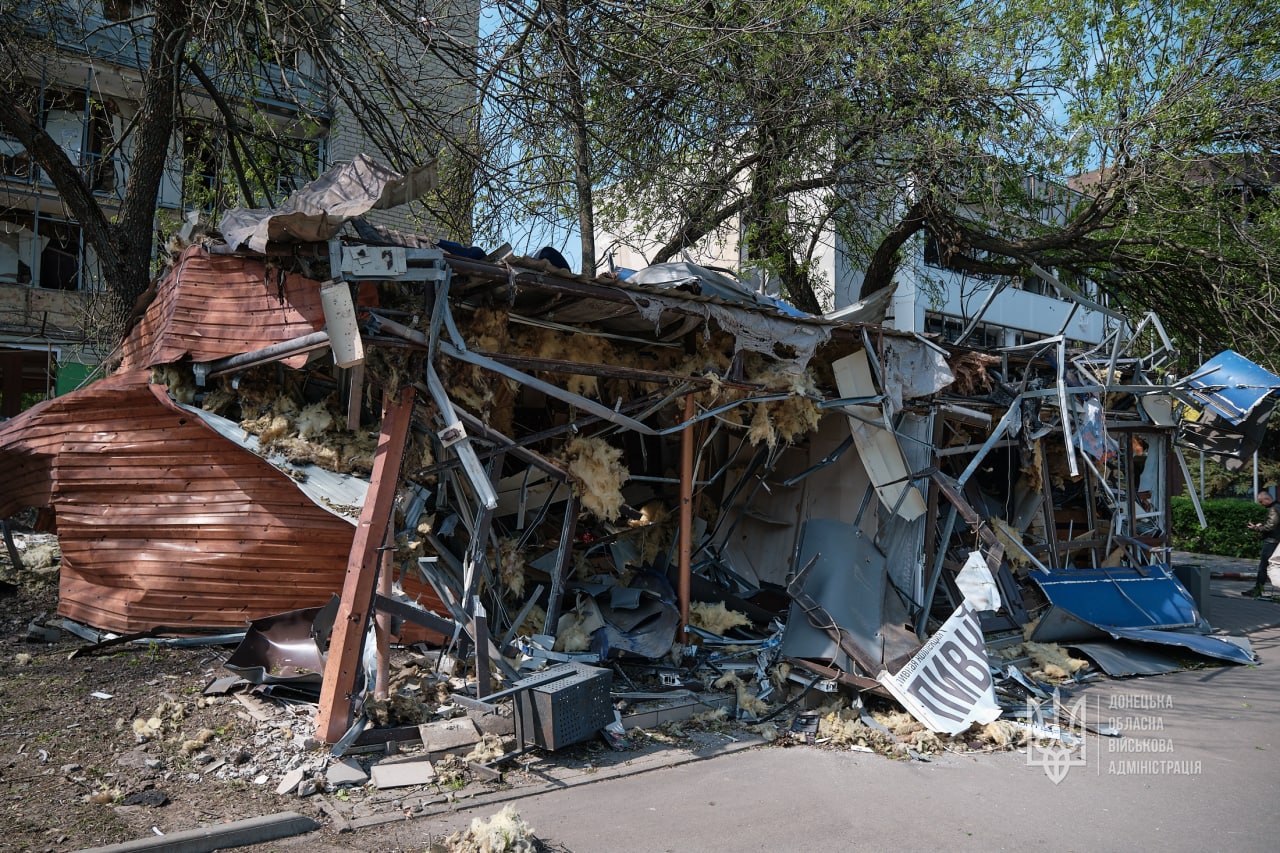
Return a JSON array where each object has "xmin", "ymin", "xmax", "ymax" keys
[{"xmin": 1170, "ymin": 495, "xmax": 1267, "ymax": 558}]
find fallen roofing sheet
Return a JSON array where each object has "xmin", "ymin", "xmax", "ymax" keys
[
  {"xmin": 1030, "ymin": 565, "xmax": 1255, "ymax": 666},
  {"xmin": 219, "ymin": 154, "xmax": 438, "ymax": 254}
]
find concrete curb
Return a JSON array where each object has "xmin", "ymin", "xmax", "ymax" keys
[
  {"xmin": 346, "ymin": 735, "xmax": 764, "ymax": 832},
  {"xmin": 74, "ymin": 811, "xmax": 319, "ymax": 853}
]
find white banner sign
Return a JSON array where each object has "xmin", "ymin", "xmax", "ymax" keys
[{"xmin": 877, "ymin": 603, "xmax": 1001, "ymax": 735}]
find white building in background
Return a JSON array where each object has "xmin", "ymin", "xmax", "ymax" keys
[{"xmin": 600, "ymin": 175, "xmax": 1110, "ymax": 350}]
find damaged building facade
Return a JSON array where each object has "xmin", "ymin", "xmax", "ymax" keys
[{"xmin": 0, "ymin": 158, "xmax": 1270, "ymax": 750}]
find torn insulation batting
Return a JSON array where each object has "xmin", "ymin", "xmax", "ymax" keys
[
  {"xmin": 689, "ymin": 601, "xmax": 752, "ymax": 636},
  {"xmin": 562, "ymin": 437, "xmax": 629, "ymax": 522}
]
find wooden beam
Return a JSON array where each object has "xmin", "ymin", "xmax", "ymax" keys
[{"xmin": 315, "ymin": 387, "xmax": 415, "ymax": 743}]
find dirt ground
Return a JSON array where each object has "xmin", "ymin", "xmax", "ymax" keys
[
  {"xmin": 0, "ymin": 532, "xmax": 1036, "ymax": 853},
  {"xmin": 0, "ymin": 538, "xmax": 766, "ymax": 853}
]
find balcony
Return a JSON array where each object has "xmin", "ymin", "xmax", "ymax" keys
[{"xmin": 12, "ymin": 1, "xmax": 331, "ymax": 118}]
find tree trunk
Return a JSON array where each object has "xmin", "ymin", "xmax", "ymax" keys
[
  {"xmin": 745, "ymin": 127, "xmax": 822, "ymax": 314},
  {"xmin": 859, "ymin": 198, "xmax": 929, "ymax": 300},
  {"xmin": 551, "ymin": 0, "xmax": 595, "ymax": 275},
  {"xmin": 109, "ymin": 0, "xmax": 190, "ymax": 332}
]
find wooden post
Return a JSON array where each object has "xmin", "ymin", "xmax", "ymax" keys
[{"xmin": 315, "ymin": 387, "xmax": 415, "ymax": 743}]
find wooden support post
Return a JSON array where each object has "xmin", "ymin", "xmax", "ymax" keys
[
  {"xmin": 315, "ymin": 387, "xmax": 415, "ymax": 744},
  {"xmin": 346, "ymin": 363, "xmax": 365, "ymax": 431},
  {"xmin": 678, "ymin": 394, "xmax": 695, "ymax": 634}
]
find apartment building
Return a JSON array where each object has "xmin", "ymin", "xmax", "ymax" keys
[{"xmin": 0, "ymin": 0, "xmax": 476, "ymax": 414}]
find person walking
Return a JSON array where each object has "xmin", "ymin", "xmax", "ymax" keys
[{"xmin": 1246, "ymin": 490, "xmax": 1280, "ymax": 597}]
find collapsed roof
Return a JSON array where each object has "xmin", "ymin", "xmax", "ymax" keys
[{"xmin": 0, "ymin": 157, "xmax": 1273, "ymax": 741}]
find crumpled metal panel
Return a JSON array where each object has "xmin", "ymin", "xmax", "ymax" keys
[
  {"xmin": 225, "ymin": 597, "xmax": 339, "ymax": 687},
  {"xmin": 628, "ymin": 261, "xmax": 807, "ymax": 316},
  {"xmin": 585, "ymin": 570, "xmax": 679, "ymax": 659},
  {"xmin": 1068, "ymin": 641, "xmax": 1187, "ymax": 677},
  {"xmin": 219, "ymin": 154, "xmax": 437, "ymax": 253},
  {"xmin": 0, "ymin": 370, "xmax": 361, "ymax": 632},
  {"xmin": 1182, "ymin": 349, "xmax": 1280, "ymax": 424},
  {"xmin": 1031, "ymin": 565, "xmax": 1256, "ymax": 665},
  {"xmin": 780, "ymin": 519, "xmax": 888, "ymax": 669},
  {"xmin": 118, "ymin": 247, "xmax": 327, "ymax": 371},
  {"xmin": 1103, "ymin": 627, "xmax": 1255, "ymax": 665},
  {"xmin": 1031, "ymin": 564, "xmax": 1201, "ymax": 630}
]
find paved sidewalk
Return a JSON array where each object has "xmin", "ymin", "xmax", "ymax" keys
[{"xmin": 281, "ymin": 555, "xmax": 1280, "ymax": 853}]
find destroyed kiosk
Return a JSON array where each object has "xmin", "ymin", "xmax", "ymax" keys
[{"xmin": 0, "ymin": 156, "xmax": 1267, "ymax": 758}]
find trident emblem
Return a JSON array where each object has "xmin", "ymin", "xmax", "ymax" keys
[{"xmin": 1025, "ymin": 689, "xmax": 1088, "ymax": 784}]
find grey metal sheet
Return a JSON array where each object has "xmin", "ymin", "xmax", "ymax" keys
[
  {"xmin": 780, "ymin": 518, "xmax": 887, "ymax": 667},
  {"xmin": 1105, "ymin": 627, "xmax": 1256, "ymax": 665},
  {"xmin": 878, "ymin": 411, "xmax": 931, "ymax": 605},
  {"xmin": 1067, "ymin": 641, "xmax": 1186, "ymax": 677},
  {"xmin": 1029, "ymin": 605, "xmax": 1109, "ymax": 643}
]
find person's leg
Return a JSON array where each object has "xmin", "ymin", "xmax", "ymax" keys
[
  {"xmin": 1266, "ymin": 546, "xmax": 1280, "ymax": 594},
  {"xmin": 1249, "ymin": 541, "xmax": 1277, "ymax": 596}
]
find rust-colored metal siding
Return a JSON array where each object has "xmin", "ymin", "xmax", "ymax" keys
[
  {"xmin": 0, "ymin": 250, "xmax": 440, "ymax": 634},
  {"xmin": 119, "ymin": 246, "xmax": 326, "ymax": 370},
  {"xmin": 0, "ymin": 370, "xmax": 357, "ymax": 631}
]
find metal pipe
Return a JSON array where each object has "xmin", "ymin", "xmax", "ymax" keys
[
  {"xmin": 193, "ymin": 331, "xmax": 331, "ymax": 385},
  {"xmin": 374, "ymin": 527, "xmax": 393, "ymax": 701},
  {"xmin": 678, "ymin": 394, "xmax": 695, "ymax": 637}
]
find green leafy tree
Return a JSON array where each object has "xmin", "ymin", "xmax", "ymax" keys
[
  {"xmin": 475, "ymin": 0, "xmax": 1279, "ymax": 350},
  {"xmin": 0, "ymin": 0, "xmax": 477, "ymax": 336}
]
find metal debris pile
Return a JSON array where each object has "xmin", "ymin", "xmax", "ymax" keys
[{"xmin": 2, "ymin": 158, "xmax": 1274, "ymax": 765}]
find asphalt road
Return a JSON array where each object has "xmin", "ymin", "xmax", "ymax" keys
[{"xmin": 273, "ymin": 574, "xmax": 1280, "ymax": 853}]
